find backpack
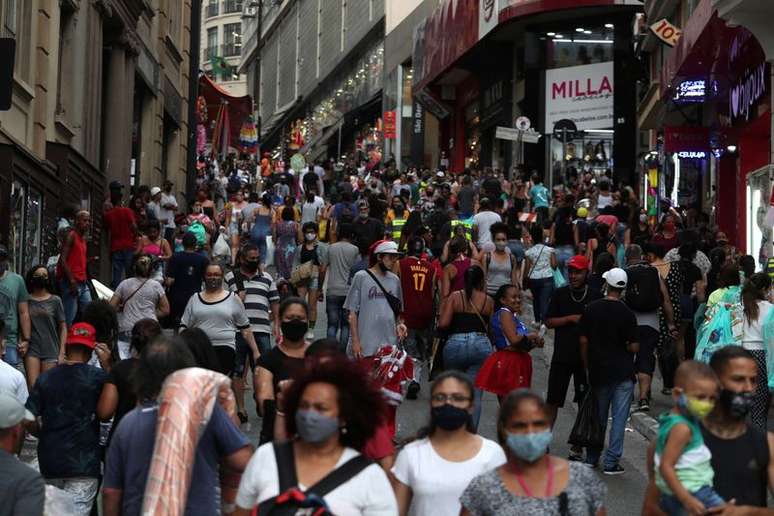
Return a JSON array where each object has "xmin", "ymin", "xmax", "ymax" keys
[
  {"xmin": 624, "ymin": 263, "xmax": 662, "ymax": 312},
  {"xmin": 188, "ymin": 220, "xmax": 207, "ymax": 247},
  {"xmin": 255, "ymin": 441, "xmax": 372, "ymax": 516}
]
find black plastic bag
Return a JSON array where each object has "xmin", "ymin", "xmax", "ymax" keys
[{"xmin": 568, "ymin": 389, "xmax": 604, "ymax": 448}]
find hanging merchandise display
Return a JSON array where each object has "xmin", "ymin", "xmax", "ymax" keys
[
  {"xmin": 196, "ymin": 96, "xmax": 208, "ymax": 156},
  {"xmin": 239, "ymin": 115, "xmax": 258, "ymax": 154}
]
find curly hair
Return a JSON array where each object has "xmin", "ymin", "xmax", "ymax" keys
[{"xmin": 283, "ymin": 356, "xmax": 386, "ymax": 450}]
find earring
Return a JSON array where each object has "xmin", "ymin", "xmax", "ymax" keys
[{"xmin": 341, "ymin": 426, "xmax": 348, "ymax": 434}]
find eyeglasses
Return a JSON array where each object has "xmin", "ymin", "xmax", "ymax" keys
[{"xmin": 431, "ymin": 393, "xmax": 472, "ymax": 404}]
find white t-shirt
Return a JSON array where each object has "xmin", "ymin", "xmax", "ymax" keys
[
  {"xmin": 473, "ymin": 210, "xmax": 502, "ymax": 248},
  {"xmin": 159, "ymin": 193, "xmax": 178, "ymax": 228},
  {"xmin": 391, "ymin": 436, "xmax": 506, "ymax": 516},
  {"xmin": 743, "ymin": 300, "xmax": 774, "ymax": 351},
  {"xmin": 0, "ymin": 358, "xmax": 29, "ymax": 403},
  {"xmin": 236, "ymin": 443, "xmax": 397, "ymax": 515},
  {"xmin": 301, "ymin": 196, "xmax": 325, "ymax": 224}
]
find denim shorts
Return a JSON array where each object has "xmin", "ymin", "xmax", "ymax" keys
[{"xmin": 234, "ymin": 332, "xmax": 271, "ymax": 376}]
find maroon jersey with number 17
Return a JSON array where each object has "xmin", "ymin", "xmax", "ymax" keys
[{"xmin": 399, "ymin": 256, "xmax": 435, "ymax": 329}]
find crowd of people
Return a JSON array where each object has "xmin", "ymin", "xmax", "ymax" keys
[{"xmin": 0, "ymin": 153, "xmax": 773, "ymax": 516}]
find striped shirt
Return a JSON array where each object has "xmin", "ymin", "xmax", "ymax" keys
[{"xmin": 225, "ymin": 269, "xmax": 279, "ymax": 335}]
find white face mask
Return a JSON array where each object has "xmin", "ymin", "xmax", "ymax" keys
[{"xmin": 305, "ymin": 232, "xmax": 317, "ymax": 242}]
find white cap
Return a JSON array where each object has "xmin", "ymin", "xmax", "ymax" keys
[
  {"xmin": 373, "ymin": 240, "xmax": 402, "ymax": 255},
  {"xmin": 150, "ymin": 186, "xmax": 162, "ymax": 197},
  {"xmin": 602, "ymin": 267, "xmax": 628, "ymax": 288},
  {"xmin": 0, "ymin": 392, "xmax": 34, "ymax": 428}
]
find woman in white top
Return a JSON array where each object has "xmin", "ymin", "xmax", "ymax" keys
[
  {"xmin": 524, "ymin": 224, "xmax": 557, "ymax": 325},
  {"xmin": 234, "ymin": 355, "xmax": 397, "ymax": 515},
  {"xmin": 392, "ymin": 371, "xmax": 506, "ymax": 516},
  {"xmin": 741, "ymin": 272, "xmax": 774, "ymax": 430}
]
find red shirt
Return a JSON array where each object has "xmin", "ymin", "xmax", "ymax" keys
[
  {"xmin": 104, "ymin": 207, "xmax": 136, "ymax": 252},
  {"xmin": 58, "ymin": 230, "xmax": 87, "ymax": 282},
  {"xmin": 399, "ymin": 256, "xmax": 435, "ymax": 329}
]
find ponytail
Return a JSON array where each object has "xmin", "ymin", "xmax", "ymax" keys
[
  {"xmin": 742, "ymin": 273, "xmax": 771, "ymax": 322},
  {"xmin": 463, "ymin": 265, "xmax": 485, "ymax": 301}
]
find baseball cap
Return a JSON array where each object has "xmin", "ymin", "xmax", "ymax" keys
[
  {"xmin": 602, "ymin": 268, "xmax": 628, "ymax": 288},
  {"xmin": 150, "ymin": 186, "xmax": 162, "ymax": 197},
  {"xmin": 109, "ymin": 180, "xmax": 125, "ymax": 190},
  {"xmin": 373, "ymin": 240, "xmax": 402, "ymax": 255},
  {"xmin": 577, "ymin": 207, "xmax": 588, "ymax": 219},
  {"xmin": 0, "ymin": 392, "xmax": 34, "ymax": 428},
  {"xmin": 66, "ymin": 322, "xmax": 97, "ymax": 349},
  {"xmin": 567, "ymin": 255, "xmax": 590, "ymax": 271}
]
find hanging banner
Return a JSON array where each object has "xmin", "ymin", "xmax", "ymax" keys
[
  {"xmin": 650, "ymin": 18, "xmax": 682, "ymax": 47},
  {"xmin": 383, "ymin": 111, "xmax": 397, "ymax": 139},
  {"xmin": 544, "ymin": 61, "xmax": 614, "ymax": 131}
]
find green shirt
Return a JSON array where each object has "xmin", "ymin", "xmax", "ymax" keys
[
  {"xmin": 655, "ymin": 413, "xmax": 714, "ymax": 494},
  {"xmin": 0, "ymin": 272, "xmax": 29, "ymax": 348}
]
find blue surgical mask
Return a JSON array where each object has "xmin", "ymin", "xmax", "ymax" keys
[{"xmin": 506, "ymin": 430, "xmax": 552, "ymax": 462}]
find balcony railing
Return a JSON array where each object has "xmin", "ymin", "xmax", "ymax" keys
[
  {"xmin": 222, "ymin": 0, "xmax": 243, "ymax": 14},
  {"xmin": 206, "ymin": 2, "xmax": 219, "ymax": 17},
  {"xmin": 222, "ymin": 43, "xmax": 241, "ymax": 57}
]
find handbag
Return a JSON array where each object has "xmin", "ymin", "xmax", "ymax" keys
[
  {"xmin": 365, "ymin": 270, "xmax": 402, "ymax": 318},
  {"xmin": 289, "ymin": 260, "xmax": 315, "ymax": 287}
]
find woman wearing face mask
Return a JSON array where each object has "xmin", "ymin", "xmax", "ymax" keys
[
  {"xmin": 179, "ymin": 263, "xmax": 260, "ymax": 376},
  {"xmin": 24, "ymin": 265, "xmax": 67, "ymax": 389},
  {"xmin": 234, "ymin": 355, "xmax": 398, "ymax": 515},
  {"xmin": 392, "ymin": 372, "xmax": 506, "ymax": 516},
  {"xmin": 653, "ymin": 215, "xmax": 680, "ymax": 253},
  {"xmin": 292, "ymin": 222, "xmax": 328, "ymax": 329},
  {"xmin": 483, "ymin": 224, "xmax": 520, "ymax": 296},
  {"xmin": 740, "ymin": 273, "xmax": 774, "ymax": 430},
  {"xmin": 273, "ymin": 206, "xmax": 300, "ymax": 280},
  {"xmin": 109, "ymin": 254, "xmax": 170, "ymax": 359},
  {"xmin": 255, "ymin": 297, "xmax": 309, "ymax": 444},
  {"xmin": 626, "ymin": 210, "xmax": 653, "ymax": 249},
  {"xmin": 460, "ymin": 390, "xmax": 607, "ymax": 515}
]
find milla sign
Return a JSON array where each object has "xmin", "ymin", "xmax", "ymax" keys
[
  {"xmin": 544, "ymin": 61, "xmax": 614, "ymax": 131},
  {"xmin": 730, "ymin": 62, "xmax": 767, "ymax": 122}
]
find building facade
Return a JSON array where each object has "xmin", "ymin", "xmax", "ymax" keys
[
  {"xmin": 636, "ymin": 0, "xmax": 774, "ymax": 264},
  {"xmin": 0, "ymin": 0, "xmax": 193, "ymax": 278},
  {"xmin": 240, "ymin": 0, "xmax": 385, "ymax": 163},
  {"xmin": 201, "ymin": 0, "xmax": 248, "ymax": 96}
]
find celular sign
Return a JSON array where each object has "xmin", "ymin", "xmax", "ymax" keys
[
  {"xmin": 676, "ymin": 151, "xmax": 707, "ymax": 159},
  {"xmin": 673, "ymin": 80, "xmax": 705, "ymax": 102}
]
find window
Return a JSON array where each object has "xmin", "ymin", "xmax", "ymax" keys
[
  {"xmin": 206, "ymin": 27, "xmax": 218, "ymax": 61},
  {"xmin": 223, "ymin": 0, "xmax": 243, "ymax": 14},
  {"xmin": 168, "ymin": 0, "xmax": 181, "ymax": 44},
  {"xmin": 8, "ymin": 181, "xmax": 42, "ymax": 273},
  {"xmin": 223, "ymin": 22, "xmax": 241, "ymax": 57},
  {"xmin": 206, "ymin": 0, "xmax": 219, "ymax": 17},
  {"xmin": 4, "ymin": 0, "xmax": 31, "ymax": 82}
]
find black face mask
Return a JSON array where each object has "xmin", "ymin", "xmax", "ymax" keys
[
  {"xmin": 431, "ymin": 404, "xmax": 470, "ymax": 431},
  {"xmin": 719, "ymin": 389, "xmax": 754, "ymax": 419},
  {"xmin": 30, "ymin": 277, "xmax": 49, "ymax": 290},
  {"xmin": 281, "ymin": 319, "xmax": 308, "ymax": 342},
  {"xmin": 243, "ymin": 260, "xmax": 259, "ymax": 272}
]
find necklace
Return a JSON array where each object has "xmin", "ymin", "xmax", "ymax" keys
[
  {"xmin": 513, "ymin": 457, "xmax": 554, "ymax": 498},
  {"xmin": 570, "ymin": 286, "xmax": 588, "ymax": 303}
]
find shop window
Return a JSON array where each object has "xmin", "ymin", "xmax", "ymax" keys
[
  {"xmin": 223, "ymin": 22, "xmax": 241, "ymax": 57},
  {"xmin": 8, "ymin": 181, "xmax": 42, "ymax": 273}
]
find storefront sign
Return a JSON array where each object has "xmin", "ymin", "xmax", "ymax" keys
[
  {"xmin": 729, "ymin": 62, "xmax": 768, "ymax": 123},
  {"xmin": 383, "ymin": 111, "xmax": 396, "ymax": 139},
  {"xmin": 544, "ymin": 61, "xmax": 614, "ymax": 131},
  {"xmin": 496, "ymin": 127, "xmax": 520, "ymax": 141},
  {"xmin": 479, "ymin": 0, "xmax": 499, "ymax": 40},
  {"xmin": 673, "ymin": 80, "xmax": 705, "ymax": 102},
  {"xmin": 415, "ymin": 87, "xmax": 450, "ymax": 120},
  {"xmin": 676, "ymin": 151, "xmax": 707, "ymax": 159},
  {"xmin": 411, "ymin": 101, "xmax": 425, "ymax": 166},
  {"xmin": 650, "ymin": 19, "xmax": 682, "ymax": 47},
  {"xmin": 663, "ymin": 126, "xmax": 709, "ymax": 153}
]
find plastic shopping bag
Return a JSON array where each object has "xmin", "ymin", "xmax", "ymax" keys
[{"xmin": 568, "ymin": 389, "xmax": 604, "ymax": 449}]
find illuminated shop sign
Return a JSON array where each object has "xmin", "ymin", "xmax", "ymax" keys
[
  {"xmin": 729, "ymin": 62, "xmax": 767, "ymax": 122},
  {"xmin": 673, "ymin": 80, "xmax": 705, "ymax": 102},
  {"xmin": 676, "ymin": 151, "xmax": 707, "ymax": 159}
]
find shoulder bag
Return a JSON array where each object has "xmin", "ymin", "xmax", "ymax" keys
[
  {"xmin": 365, "ymin": 269, "xmax": 402, "ymax": 318},
  {"xmin": 117, "ymin": 279, "xmax": 148, "ymax": 313}
]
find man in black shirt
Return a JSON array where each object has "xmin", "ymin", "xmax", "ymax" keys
[
  {"xmin": 579, "ymin": 267, "xmax": 639, "ymax": 475},
  {"xmin": 545, "ymin": 254, "xmax": 602, "ymax": 460},
  {"xmin": 351, "ymin": 199, "xmax": 385, "ymax": 251}
]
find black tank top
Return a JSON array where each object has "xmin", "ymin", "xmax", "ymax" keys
[
  {"xmin": 449, "ymin": 294, "xmax": 488, "ymax": 334},
  {"xmin": 701, "ymin": 423, "xmax": 769, "ymax": 507}
]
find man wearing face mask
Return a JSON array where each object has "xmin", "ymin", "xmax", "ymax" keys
[
  {"xmin": 0, "ymin": 392, "xmax": 44, "ymax": 515},
  {"xmin": 643, "ymin": 346, "xmax": 774, "ymax": 515},
  {"xmin": 352, "ymin": 200, "xmax": 385, "ymax": 252},
  {"xmin": 345, "ymin": 241, "xmax": 407, "ymax": 359}
]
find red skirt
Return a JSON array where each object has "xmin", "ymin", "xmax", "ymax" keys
[{"xmin": 475, "ymin": 349, "xmax": 532, "ymax": 396}]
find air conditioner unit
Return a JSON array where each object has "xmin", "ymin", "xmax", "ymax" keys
[{"xmin": 243, "ymin": 5, "xmax": 256, "ymax": 17}]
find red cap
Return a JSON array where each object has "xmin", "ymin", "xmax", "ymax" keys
[
  {"xmin": 66, "ymin": 322, "xmax": 97, "ymax": 349},
  {"xmin": 567, "ymin": 255, "xmax": 590, "ymax": 271}
]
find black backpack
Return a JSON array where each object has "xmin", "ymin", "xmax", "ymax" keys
[
  {"xmin": 624, "ymin": 263, "xmax": 662, "ymax": 312},
  {"xmin": 255, "ymin": 441, "xmax": 373, "ymax": 516}
]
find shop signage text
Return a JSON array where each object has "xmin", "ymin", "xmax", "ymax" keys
[
  {"xmin": 650, "ymin": 19, "xmax": 681, "ymax": 47},
  {"xmin": 673, "ymin": 80, "xmax": 705, "ymax": 102},
  {"xmin": 729, "ymin": 62, "xmax": 767, "ymax": 123},
  {"xmin": 544, "ymin": 61, "xmax": 614, "ymax": 131},
  {"xmin": 676, "ymin": 151, "xmax": 707, "ymax": 159},
  {"xmin": 383, "ymin": 111, "xmax": 396, "ymax": 139},
  {"xmin": 479, "ymin": 0, "xmax": 499, "ymax": 40}
]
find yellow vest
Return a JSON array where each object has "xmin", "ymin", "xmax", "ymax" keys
[{"xmin": 391, "ymin": 218, "xmax": 407, "ymax": 241}]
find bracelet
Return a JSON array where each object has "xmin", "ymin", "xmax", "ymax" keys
[{"xmin": 275, "ymin": 410, "xmax": 286, "ymax": 417}]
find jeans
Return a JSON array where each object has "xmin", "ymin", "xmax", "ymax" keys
[
  {"xmin": 2, "ymin": 344, "xmax": 19, "ymax": 367},
  {"xmin": 326, "ymin": 295, "xmax": 349, "ymax": 353},
  {"xmin": 110, "ymin": 249, "xmax": 134, "ymax": 289},
  {"xmin": 45, "ymin": 477, "xmax": 99, "ymax": 516},
  {"xmin": 405, "ymin": 328, "xmax": 428, "ymax": 382},
  {"xmin": 555, "ymin": 245, "xmax": 575, "ymax": 281},
  {"xmin": 586, "ymin": 379, "xmax": 635, "ymax": 469},
  {"xmin": 508, "ymin": 240, "xmax": 525, "ymax": 264},
  {"xmin": 60, "ymin": 279, "xmax": 92, "ymax": 326},
  {"xmin": 234, "ymin": 332, "xmax": 272, "ymax": 376},
  {"xmin": 529, "ymin": 277, "xmax": 554, "ymax": 324},
  {"xmin": 443, "ymin": 332, "xmax": 491, "ymax": 429},
  {"xmin": 660, "ymin": 485, "xmax": 725, "ymax": 515}
]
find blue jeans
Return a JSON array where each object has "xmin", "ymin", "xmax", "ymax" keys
[
  {"xmin": 529, "ymin": 277, "xmax": 554, "ymax": 324},
  {"xmin": 2, "ymin": 344, "xmax": 19, "ymax": 367},
  {"xmin": 234, "ymin": 332, "xmax": 272, "ymax": 376},
  {"xmin": 111, "ymin": 249, "xmax": 134, "ymax": 289},
  {"xmin": 443, "ymin": 332, "xmax": 491, "ymax": 429},
  {"xmin": 325, "ymin": 295, "xmax": 349, "ymax": 353},
  {"xmin": 555, "ymin": 245, "xmax": 575, "ymax": 281},
  {"xmin": 660, "ymin": 485, "xmax": 725, "ymax": 515},
  {"xmin": 60, "ymin": 279, "xmax": 92, "ymax": 327},
  {"xmin": 586, "ymin": 380, "xmax": 635, "ymax": 469}
]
